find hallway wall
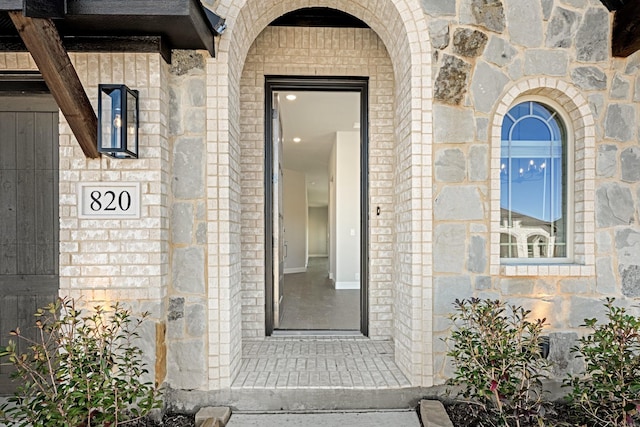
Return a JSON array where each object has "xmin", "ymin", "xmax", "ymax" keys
[
  {"xmin": 308, "ymin": 207, "xmax": 328, "ymax": 257},
  {"xmin": 331, "ymin": 131, "xmax": 360, "ymax": 290},
  {"xmin": 283, "ymin": 168, "xmax": 308, "ymax": 273}
]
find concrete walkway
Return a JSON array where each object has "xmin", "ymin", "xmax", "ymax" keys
[{"xmin": 226, "ymin": 410, "xmax": 421, "ymax": 426}]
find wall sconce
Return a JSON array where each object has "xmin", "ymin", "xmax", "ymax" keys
[{"xmin": 98, "ymin": 84, "xmax": 139, "ymax": 159}]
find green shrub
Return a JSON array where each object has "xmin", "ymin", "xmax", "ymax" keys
[
  {"xmin": 0, "ymin": 297, "xmax": 162, "ymax": 426},
  {"xmin": 446, "ymin": 298, "xmax": 550, "ymax": 427},
  {"xmin": 566, "ymin": 298, "xmax": 640, "ymax": 427}
]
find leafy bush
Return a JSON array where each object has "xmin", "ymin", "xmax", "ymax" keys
[
  {"xmin": 0, "ymin": 297, "xmax": 162, "ymax": 426},
  {"xmin": 446, "ymin": 298, "xmax": 550, "ymax": 427},
  {"xmin": 566, "ymin": 298, "xmax": 640, "ymax": 427}
]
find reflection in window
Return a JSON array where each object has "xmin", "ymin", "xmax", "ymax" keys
[{"xmin": 500, "ymin": 101, "xmax": 567, "ymax": 259}]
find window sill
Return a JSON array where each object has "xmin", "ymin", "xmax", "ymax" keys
[{"xmin": 491, "ymin": 263, "xmax": 595, "ymax": 277}]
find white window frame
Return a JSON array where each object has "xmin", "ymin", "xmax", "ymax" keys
[
  {"xmin": 499, "ymin": 96, "xmax": 574, "ymax": 265},
  {"xmin": 489, "ymin": 79, "xmax": 595, "ymax": 277}
]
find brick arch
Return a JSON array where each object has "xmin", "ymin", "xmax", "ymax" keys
[
  {"xmin": 489, "ymin": 78, "xmax": 596, "ymax": 277},
  {"xmin": 206, "ymin": 0, "xmax": 435, "ymax": 388},
  {"xmin": 215, "ymin": 0, "xmax": 430, "ymax": 79}
]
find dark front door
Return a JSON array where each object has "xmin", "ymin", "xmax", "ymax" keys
[
  {"xmin": 264, "ymin": 76, "xmax": 369, "ymax": 336},
  {"xmin": 0, "ymin": 95, "xmax": 59, "ymax": 395}
]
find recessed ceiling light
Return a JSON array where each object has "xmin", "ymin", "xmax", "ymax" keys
[
  {"xmin": 293, "ymin": 137, "xmax": 301, "ymax": 143},
  {"xmin": 286, "ymin": 94, "xmax": 297, "ymax": 101}
]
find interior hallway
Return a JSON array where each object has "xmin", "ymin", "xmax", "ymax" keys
[{"xmin": 278, "ymin": 257, "xmax": 359, "ymax": 330}]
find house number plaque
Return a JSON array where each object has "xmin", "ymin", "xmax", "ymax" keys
[{"xmin": 78, "ymin": 182, "xmax": 141, "ymax": 219}]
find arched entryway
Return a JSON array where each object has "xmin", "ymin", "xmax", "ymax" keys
[{"xmin": 205, "ymin": 0, "xmax": 434, "ymax": 389}]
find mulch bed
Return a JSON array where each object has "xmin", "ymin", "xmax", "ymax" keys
[
  {"xmin": 126, "ymin": 413, "xmax": 195, "ymax": 426},
  {"xmin": 441, "ymin": 399, "xmax": 589, "ymax": 427}
]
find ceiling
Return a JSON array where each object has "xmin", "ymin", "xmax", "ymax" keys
[{"xmin": 276, "ymin": 91, "xmax": 360, "ymax": 207}]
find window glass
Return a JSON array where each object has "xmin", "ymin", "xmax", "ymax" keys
[{"xmin": 500, "ymin": 101, "xmax": 567, "ymax": 259}]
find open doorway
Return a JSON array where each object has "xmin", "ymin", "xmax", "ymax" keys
[{"xmin": 265, "ymin": 76, "xmax": 368, "ymax": 335}]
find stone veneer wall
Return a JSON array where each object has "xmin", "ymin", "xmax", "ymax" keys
[
  {"xmin": 424, "ymin": 0, "xmax": 640, "ymax": 383},
  {"xmin": 8, "ymin": 0, "xmax": 635, "ymax": 395},
  {"xmin": 166, "ymin": 51, "xmax": 210, "ymax": 389},
  {"xmin": 239, "ymin": 26, "xmax": 395, "ymax": 339}
]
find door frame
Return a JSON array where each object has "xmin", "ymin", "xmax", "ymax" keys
[{"xmin": 264, "ymin": 75, "xmax": 370, "ymax": 336}]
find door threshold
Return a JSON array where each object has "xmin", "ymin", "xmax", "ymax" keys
[{"xmin": 271, "ymin": 329, "xmax": 363, "ymax": 337}]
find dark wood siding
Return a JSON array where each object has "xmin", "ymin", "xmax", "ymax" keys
[{"xmin": 0, "ymin": 96, "xmax": 58, "ymax": 395}]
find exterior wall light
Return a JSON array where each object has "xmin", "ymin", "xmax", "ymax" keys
[{"xmin": 98, "ymin": 84, "xmax": 139, "ymax": 159}]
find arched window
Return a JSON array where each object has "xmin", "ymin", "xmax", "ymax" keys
[{"xmin": 499, "ymin": 101, "xmax": 569, "ymax": 260}]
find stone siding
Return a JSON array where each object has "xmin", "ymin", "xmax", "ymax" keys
[
  {"xmin": 423, "ymin": 0, "xmax": 640, "ymax": 383},
  {"xmin": 166, "ymin": 51, "xmax": 210, "ymax": 389},
  {"xmin": 3, "ymin": 0, "xmax": 638, "ymax": 398}
]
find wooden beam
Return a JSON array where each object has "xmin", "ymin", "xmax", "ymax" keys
[
  {"xmin": 612, "ymin": 0, "xmax": 640, "ymax": 57},
  {"xmin": 9, "ymin": 11, "xmax": 99, "ymax": 158},
  {"xmin": 23, "ymin": 0, "xmax": 66, "ymax": 19},
  {"xmin": 66, "ymin": 0, "xmax": 216, "ymax": 57},
  {"xmin": 63, "ymin": 35, "xmax": 171, "ymax": 64},
  {"xmin": 0, "ymin": 35, "xmax": 172, "ymax": 63},
  {"xmin": 66, "ymin": 0, "xmax": 190, "ymax": 16}
]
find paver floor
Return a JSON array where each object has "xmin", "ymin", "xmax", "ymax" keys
[{"xmin": 232, "ymin": 338, "xmax": 411, "ymax": 389}]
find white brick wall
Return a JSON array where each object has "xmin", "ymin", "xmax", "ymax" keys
[
  {"xmin": 239, "ymin": 25, "xmax": 396, "ymax": 340},
  {"xmin": 59, "ymin": 53, "xmax": 170, "ymax": 308},
  {"xmin": 1, "ymin": 0, "xmax": 434, "ymax": 391},
  {"xmin": 0, "ymin": 51, "xmax": 169, "ymax": 382},
  {"xmin": 212, "ymin": 0, "xmax": 434, "ymax": 388},
  {"xmin": 0, "ymin": 52, "xmax": 169, "ymax": 310}
]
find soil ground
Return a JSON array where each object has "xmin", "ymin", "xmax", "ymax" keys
[
  {"xmin": 128, "ymin": 413, "xmax": 195, "ymax": 426},
  {"xmin": 442, "ymin": 400, "xmax": 589, "ymax": 427}
]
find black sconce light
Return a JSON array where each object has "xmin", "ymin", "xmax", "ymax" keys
[{"xmin": 98, "ymin": 84, "xmax": 139, "ymax": 159}]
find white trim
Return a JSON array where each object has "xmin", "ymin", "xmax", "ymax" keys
[
  {"xmin": 308, "ymin": 254, "xmax": 328, "ymax": 258},
  {"xmin": 284, "ymin": 267, "xmax": 307, "ymax": 274},
  {"xmin": 335, "ymin": 281, "xmax": 360, "ymax": 290}
]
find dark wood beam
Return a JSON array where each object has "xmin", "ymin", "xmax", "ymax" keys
[
  {"xmin": 1, "ymin": 1, "xmax": 219, "ymax": 59},
  {"xmin": 612, "ymin": 0, "xmax": 640, "ymax": 57},
  {"xmin": 0, "ymin": 72, "xmax": 49, "ymax": 93},
  {"xmin": 65, "ymin": 0, "xmax": 216, "ymax": 57},
  {"xmin": 64, "ymin": 35, "xmax": 171, "ymax": 64},
  {"xmin": 23, "ymin": 0, "xmax": 66, "ymax": 19},
  {"xmin": 9, "ymin": 11, "xmax": 99, "ymax": 158},
  {"xmin": 0, "ymin": 35, "xmax": 172, "ymax": 63}
]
